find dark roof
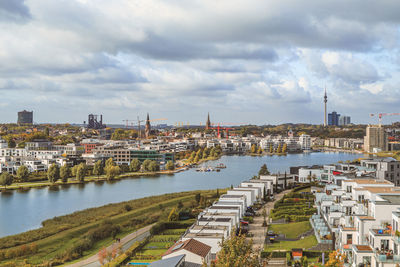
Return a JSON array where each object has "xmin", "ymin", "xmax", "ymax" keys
[
  {"xmin": 150, "ymin": 254, "xmax": 185, "ymax": 267},
  {"xmin": 163, "ymin": 238, "xmax": 211, "ymax": 258}
]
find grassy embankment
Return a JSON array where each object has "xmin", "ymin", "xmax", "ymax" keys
[{"xmin": 0, "ymin": 189, "xmax": 225, "ymax": 266}]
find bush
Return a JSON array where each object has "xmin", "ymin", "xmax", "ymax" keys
[
  {"xmin": 242, "ymin": 216, "xmax": 254, "ymax": 223},
  {"xmin": 150, "ymin": 221, "xmax": 193, "ymax": 235}
]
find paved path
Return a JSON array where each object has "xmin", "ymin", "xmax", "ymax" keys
[
  {"xmin": 66, "ymin": 224, "xmax": 155, "ymax": 267},
  {"xmin": 247, "ymin": 190, "xmax": 290, "ymax": 252}
]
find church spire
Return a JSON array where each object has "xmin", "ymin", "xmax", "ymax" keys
[
  {"xmin": 145, "ymin": 113, "xmax": 151, "ymax": 138},
  {"xmin": 206, "ymin": 113, "xmax": 211, "ymax": 130}
]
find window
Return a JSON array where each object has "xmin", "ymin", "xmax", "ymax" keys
[{"xmin": 347, "ymin": 234, "xmax": 352, "ymax": 244}]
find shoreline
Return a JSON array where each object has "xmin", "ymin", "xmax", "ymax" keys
[{"xmin": 0, "ymin": 150, "xmax": 360, "ymax": 192}]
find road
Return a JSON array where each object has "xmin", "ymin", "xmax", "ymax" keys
[{"xmin": 66, "ymin": 223, "xmax": 155, "ymax": 267}]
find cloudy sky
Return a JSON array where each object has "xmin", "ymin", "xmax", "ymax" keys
[{"xmin": 0, "ymin": 0, "xmax": 399, "ymax": 125}]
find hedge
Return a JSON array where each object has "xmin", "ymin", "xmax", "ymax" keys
[
  {"xmin": 150, "ymin": 221, "xmax": 194, "ymax": 235},
  {"xmin": 261, "ymin": 251, "xmax": 287, "ymax": 258},
  {"xmin": 104, "ymin": 236, "xmax": 151, "ymax": 267}
]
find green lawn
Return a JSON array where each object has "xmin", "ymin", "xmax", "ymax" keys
[
  {"xmin": 264, "ymin": 235, "xmax": 317, "ymax": 252},
  {"xmin": 268, "ymin": 221, "xmax": 312, "ymax": 239}
]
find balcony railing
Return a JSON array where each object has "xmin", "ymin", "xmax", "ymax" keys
[{"xmin": 375, "ymin": 253, "xmax": 400, "ymax": 263}]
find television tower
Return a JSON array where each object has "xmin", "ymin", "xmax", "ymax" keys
[{"xmin": 324, "ymin": 87, "xmax": 328, "ymax": 127}]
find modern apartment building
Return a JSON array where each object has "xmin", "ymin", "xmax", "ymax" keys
[{"xmin": 364, "ymin": 125, "xmax": 388, "ymax": 153}]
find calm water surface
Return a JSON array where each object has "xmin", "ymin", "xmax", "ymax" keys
[{"xmin": 0, "ymin": 152, "xmax": 361, "ymax": 237}]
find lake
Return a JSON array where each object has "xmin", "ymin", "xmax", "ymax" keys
[{"xmin": 0, "ymin": 152, "xmax": 361, "ymax": 237}]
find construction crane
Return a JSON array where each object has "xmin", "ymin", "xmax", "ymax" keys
[
  {"xmin": 209, "ymin": 123, "xmax": 239, "ymax": 139},
  {"xmin": 370, "ymin": 113, "xmax": 400, "ymax": 126}
]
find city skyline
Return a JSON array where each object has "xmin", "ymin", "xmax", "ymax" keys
[{"xmin": 0, "ymin": 1, "xmax": 400, "ymax": 124}]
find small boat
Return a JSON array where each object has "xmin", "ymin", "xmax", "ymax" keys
[{"xmin": 216, "ymin": 163, "xmax": 226, "ymax": 169}]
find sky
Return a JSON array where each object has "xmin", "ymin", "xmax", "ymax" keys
[{"xmin": 0, "ymin": 0, "xmax": 399, "ymax": 125}]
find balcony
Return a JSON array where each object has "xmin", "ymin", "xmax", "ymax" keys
[{"xmin": 375, "ymin": 251, "xmax": 400, "ymax": 263}]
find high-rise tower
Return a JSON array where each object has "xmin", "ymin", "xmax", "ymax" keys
[
  {"xmin": 145, "ymin": 113, "xmax": 151, "ymax": 138},
  {"xmin": 206, "ymin": 113, "xmax": 211, "ymax": 130},
  {"xmin": 324, "ymin": 87, "xmax": 328, "ymax": 127}
]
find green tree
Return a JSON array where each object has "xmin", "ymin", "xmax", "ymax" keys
[
  {"xmin": 0, "ymin": 172, "xmax": 13, "ymax": 188},
  {"xmin": 212, "ymin": 230, "xmax": 260, "ymax": 267},
  {"xmin": 129, "ymin": 159, "xmax": 141, "ymax": 172},
  {"xmin": 142, "ymin": 159, "xmax": 152, "ymax": 172},
  {"xmin": 16, "ymin": 165, "xmax": 29, "ymax": 182},
  {"xmin": 76, "ymin": 163, "xmax": 86, "ymax": 182},
  {"xmin": 282, "ymin": 143, "xmax": 287, "ymax": 153},
  {"xmin": 44, "ymin": 127, "xmax": 49, "ymax": 136},
  {"xmin": 148, "ymin": 161, "xmax": 160, "ymax": 172},
  {"xmin": 93, "ymin": 160, "xmax": 104, "ymax": 178},
  {"xmin": 167, "ymin": 207, "xmax": 179, "ymax": 221},
  {"xmin": 276, "ymin": 143, "xmax": 282, "ymax": 153},
  {"xmin": 106, "ymin": 165, "xmax": 120, "ymax": 180},
  {"xmin": 258, "ymin": 164, "xmax": 270, "ymax": 176},
  {"xmin": 7, "ymin": 137, "xmax": 16, "ymax": 148},
  {"xmin": 60, "ymin": 165, "xmax": 70, "ymax": 183},
  {"xmin": 250, "ymin": 144, "xmax": 257, "ymax": 153},
  {"xmin": 195, "ymin": 193, "xmax": 201, "ymax": 205},
  {"xmin": 269, "ymin": 144, "xmax": 273, "ymax": 153},
  {"xmin": 47, "ymin": 164, "xmax": 60, "ymax": 183},
  {"xmin": 165, "ymin": 161, "xmax": 175, "ymax": 171},
  {"xmin": 105, "ymin": 158, "xmax": 115, "ymax": 169},
  {"xmin": 71, "ymin": 165, "xmax": 78, "ymax": 177}
]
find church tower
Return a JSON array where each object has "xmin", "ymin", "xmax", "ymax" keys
[
  {"xmin": 206, "ymin": 113, "xmax": 211, "ymax": 130},
  {"xmin": 145, "ymin": 113, "xmax": 151, "ymax": 138}
]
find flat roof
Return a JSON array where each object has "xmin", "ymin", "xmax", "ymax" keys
[
  {"xmin": 220, "ymin": 194, "xmax": 245, "ymax": 198},
  {"xmin": 214, "ymin": 201, "xmax": 242, "ymax": 206},
  {"xmin": 184, "ymin": 232, "xmax": 224, "ymax": 239},
  {"xmin": 376, "ymin": 195, "xmax": 400, "ymax": 205},
  {"xmin": 149, "ymin": 255, "xmax": 185, "ymax": 267},
  {"xmin": 354, "ymin": 245, "xmax": 373, "ymax": 252},
  {"xmin": 358, "ymin": 216, "xmax": 375, "ymax": 220},
  {"xmin": 344, "ymin": 179, "xmax": 392, "ymax": 185},
  {"xmin": 356, "ymin": 187, "xmax": 400, "ymax": 194},
  {"xmin": 209, "ymin": 206, "xmax": 240, "ymax": 210},
  {"xmin": 198, "ymin": 217, "xmax": 231, "ymax": 223}
]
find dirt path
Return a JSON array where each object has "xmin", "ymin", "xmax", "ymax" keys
[{"xmin": 66, "ymin": 223, "xmax": 155, "ymax": 267}]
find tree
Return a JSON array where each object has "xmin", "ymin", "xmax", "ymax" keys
[
  {"xmin": 47, "ymin": 164, "xmax": 60, "ymax": 183},
  {"xmin": 7, "ymin": 137, "xmax": 15, "ymax": 148},
  {"xmin": 257, "ymin": 146, "xmax": 263, "ymax": 154},
  {"xmin": 212, "ymin": 230, "xmax": 260, "ymax": 267},
  {"xmin": 148, "ymin": 161, "xmax": 160, "ymax": 172},
  {"xmin": 326, "ymin": 250, "xmax": 345, "ymax": 267},
  {"xmin": 106, "ymin": 165, "xmax": 120, "ymax": 180},
  {"xmin": 105, "ymin": 158, "xmax": 115, "ymax": 169},
  {"xmin": 0, "ymin": 172, "xmax": 13, "ymax": 188},
  {"xmin": 60, "ymin": 165, "xmax": 70, "ymax": 183},
  {"xmin": 195, "ymin": 193, "xmax": 201, "ymax": 205},
  {"xmin": 142, "ymin": 159, "xmax": 152, "ymax": 171},
  {"xmin": 93, "ymin": 160, "xmax": 104, "ymax": 178},
  {"xmin": 76, "ymin": 163, "xmax": 86, "ymax": 182},
  {"xmin": 165, "ymin": 160, "xmax": 175, "ymax": 171},
  {"xmin": 44, "ymin": 127, "xmax": 49, "ymax": 136},
  {"xmin": 129, "ymin": 159, "xmax": 141, "ymax": 172},
  {"xmin": 250, "ymin": 144, "xmax": 257, "ymax": 153},
  {"xmin": 16, "ymin": 165, "xmax": 29, "ymax": 182},
  {"xmin": 269, "ymin": 144, "xmax": 273, "ymax": 153},
  {"xmin": 168, "ymin": 207, "xmax": 179, "ymax": 221},
  {"xmin": 282, "ymin": 143, "xmax": 287, "ymax": 153},
  {"xmin": 276, "ymin": 143, "xmax": 282, "ymax": 153},
  {"xmin": 258, "ymin": 164, "xmax": 270, "ymax": 176},
  {"xmin": 71, "ymin": 165, "xmax": 78, "ymax": 177}
]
